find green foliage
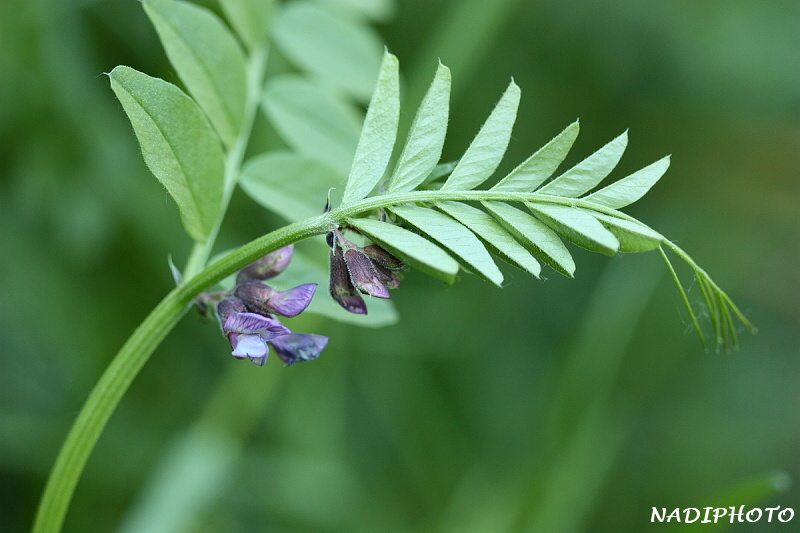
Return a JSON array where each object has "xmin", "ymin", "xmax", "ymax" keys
[
  {"xmin": 441, "ymin": 80, "xmax": 520, "ymax": 191},
  {"xmin": 341, "ymin": 52, "xmax": 400, "ymax": 203},
  {"xmin": 144, "ymin": 0, "xmax": 247, "ymax": 148},
  {"xmin": 261, "ymin": 75, "xmax": 362, "ymax": 176},
  {"xmin": 216, "ymin": 0, "xmax": 275, "ymax": 50},
  {"xmin": 388, "ymin": 62, "xmax": 451, "ymax": 193},
  {"xmin": 391, "ymin": 204, "xmax": 503, "ymax": 286},
  {"xmin": 240, "ymin": 151, "xmax": 343, "ymax": 222},
  {"xmin": 109, "ymin": 66, "xmax": 224, "ymax": 243},
  {"xmin": 329, "ymin": 51, "xmax": 753, "ymax": 350},
  {"xmin": 271, "ymin": 1, "xmax": 384, "ymax": 102}
]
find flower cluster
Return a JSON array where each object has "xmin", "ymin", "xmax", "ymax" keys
[
  {"xmin": 327, "ymin": 228, "xmax": 404, "ymax": 314},
  {"xmin": 206, "ymin": 245, "xmax": 328, "ymax": 366}
]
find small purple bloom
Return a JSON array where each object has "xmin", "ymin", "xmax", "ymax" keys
[
  {"xmin": 236, "ymin": 245, "xmax": 294, "ymax": 284},
  {"xmin": 344, "ymin": 248, "xmax": 390, "ymax": 299},
  {"xmin": 234, "ymin": 280, "xmax": 317, "ymax": 318},
  {"xmin": 270, "ymin": 333, "xmax": 329, "ymax": 366},
  {"xmin": 223, "ymin": 309, "xmax": 291, "ymax": 366}
]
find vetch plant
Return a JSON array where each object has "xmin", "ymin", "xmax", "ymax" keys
[{"xmin": 31, "ymin": 1, "xmax": 756, "ymax": 531}]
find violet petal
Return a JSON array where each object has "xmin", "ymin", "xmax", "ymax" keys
[
  {"xmin": 270, "ymin": 333, "xmax": 329, "ymax": 365},
  {"xmin": 229, "ymin": 333, "xmax": 268, "ymax": 360},
  {"xmin": 224, "ymin": 312, "xmax": 290, "ymax": 339},
  {"xmin": 266, "ymin": 283, "xmax": 317, "ymax": 317}
]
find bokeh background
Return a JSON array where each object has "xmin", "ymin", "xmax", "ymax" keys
[{"xmin": 1, "ymin": 0, "xmax": 798, "ymax": 531}]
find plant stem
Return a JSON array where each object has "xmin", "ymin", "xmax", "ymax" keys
[{"xmin": 31, "ymin": 215, "xmax": 330, "ymax": 533}]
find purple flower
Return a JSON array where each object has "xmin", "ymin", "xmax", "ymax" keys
[
  {"xmin": 236, "ymin": 245, "xmax": 294, "ymax": 284},
  {"xmin": 216, "ymin": 295, "xmax": 328, "ymax": 367},
  {"xmin": 270, "ymin": 333, "xmax": 329, "ymax": 366},
  {"xmin": 234, "ymin": 280, "xmax": 317, "ymax": 318},
  {"xmin": 219, "ymin": 300, "xmax": 291, "ymax": 366}
]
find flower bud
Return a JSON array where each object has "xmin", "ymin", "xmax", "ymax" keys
[
  {"xmin": 236, "ymin": 245, "xmax": 294, "ymax": 284},
  {"xmin": 234, "ymin": 280, "xmax": 317, "ymax": 318},
  {"xmin": 374, "ymin": 263, "xmax": 401, "ymax": 290},
  {"xmin": 216, "ymin": 297, "xmax": 248, "ymax": 324},
  {"xmin": 344, "ymin": 248, "xmax": 390, "ymax": 299},
  {"xmin": 361, "ymin": 244, "xmax": 404, "ymax": 271},
  {"xmin": 329, "ymin": 246, "xmax": 367, "ymax": 314}
]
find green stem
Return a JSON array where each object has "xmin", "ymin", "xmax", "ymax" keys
[{"xmin": 31, "ymin": 215, "xmax": 330, "ymax": 533}]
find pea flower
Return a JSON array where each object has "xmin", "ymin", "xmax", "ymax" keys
[
  {"xmin": 204, "ymin": 247, "xmax": 329, "ymax": 367},
  {"xmin": 327, "ymin": 229, "xmax": 404, "ymax": 314}
]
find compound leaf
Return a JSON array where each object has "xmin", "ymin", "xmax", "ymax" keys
[
  {"xmin": 217, "ymin": 0, "xmax": 275, "ymax": 49},
  {"xmin": 272, "ymin": 1, "xmax": 383, "ymax": 102},
  {"xmin": 262, "ymin": 75, "xmax": 362, "ymax": 176},
  {"xmin": 240, "ymin": 151, "xmax": 343, "ymax": 222},
  {"xmin": 526, "ymin": 203, "xmax": 619, "ymax": 256},
  {"xmin": 483, "ymin": 201, "xmax": 575, "ymax": 277},
  {"xmin": 591, "ymin": 212, "xmax": 664, "ymax": 253}
]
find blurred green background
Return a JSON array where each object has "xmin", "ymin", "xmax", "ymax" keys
[{"xmin": 1, "ymin": 0, "xmax": 798, "ymax": 531}]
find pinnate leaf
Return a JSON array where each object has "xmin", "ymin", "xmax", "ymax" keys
[
  {"xmin": 390, "ymin": 205, "xmax": 503, "ymax": 286},
  {"xmin": 144, "ymin": 0, "xmax": 247, "ymax": 148},
  {"xmin": 537, "ymin": 131, "xmax": 628, "ymax": 197},
  {"xmin": 437, "ymin": 201, "xmax": 541, "ymax": 278},
  {"xmin": 583, "ymin": 156, "xmax": 670, "ymax": 209},
  {"xmin": 240, "ymin": 151, "xmax": 343, "ymax": 222},
  {"xmin": 217, "ymin": 0, "xmax": 275, "ymax": 49},
  {"xmin": 442, "ymin": 81, "xmax": 520, "ymax": 191},
  {"xmin": 482, "ymin": 201, "xmax": 574, "ymax": 277},
  {"xmin": 262, "ymin": 75, "xmax": 362, "ymax": 176},
  {"xmin": 272, "ymin": 1, "xmax": 383, "ymax": 102},
  {"xmin": 389, "ymin": 63, "xmax": 451, "ymax": 192},
  {"xmin": 492, "ymin": 121, "xmax": 579, "ymax": 192},
  {"xmin": 342, "ymin": 51, "xmax": 400, "ymax": 204},
  {"xmin": 348, "ymin": 218, "xmax": 460, "ymax": 285},
  {"xmin": 526, "ymin": 203, "xmax": 619, "ymax": 256},
  {"xmin": 109, "ymin": 66, "xmax": 224, "ymax": 243}
]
